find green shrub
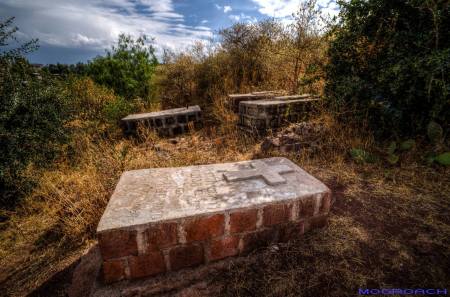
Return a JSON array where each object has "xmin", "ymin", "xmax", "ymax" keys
[
  {"xmin": 87, "ymin": 34, "xmax": 158, "ymax": 100},
  {"xmin": 326, "ymin": 0, "xmax": 450, "ymax": 138},
  {"xmin": 102, "ymin": 97, "xmax": 134, "ymax": 123},
  {"xmin": 0, "ymin": 61, "xmax": 71, "ymax": 207}
]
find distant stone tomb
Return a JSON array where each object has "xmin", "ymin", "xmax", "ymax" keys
[
  {"xmin": 238, "ymin": 95, "xmax": 320, "ymax": 134},
  {"xmin": 121, "ymin": 105, "xmax": 202, "ymax": 137},
  {"xmin": 97, "ymin": 157, "xmax": 331, "ymax": 283},
  {"xmin": 227, "ymin": 91, "xmax": 282, "ymax": 112}
]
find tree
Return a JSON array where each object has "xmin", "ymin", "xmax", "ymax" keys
[
  {"xmin": 326, "ymin": 0, "xmax": 450, "ymax": 138},
  {"xmin": 87, "ymin": 34, "xmax": 158, "ymax": 100},
  {"xmin": 0, "ymin": 17, "xmax": 38, "ymax": 60},
  {"xmin": 0, "ymin": 17, "xmax": 69, "ymax": 208},
  {"xmin": 289, "ymin": 0, "xmax": 325, "ymax": 93}
]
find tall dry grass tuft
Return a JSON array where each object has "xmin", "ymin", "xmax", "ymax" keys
[{"xmin": 29, "ymin": 140, "xmax": 128, "ymax": 241}]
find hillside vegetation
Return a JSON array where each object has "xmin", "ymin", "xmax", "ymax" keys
[{"xmin": 0, "ymin": 1, "xmax": 449, "ymax": 296}]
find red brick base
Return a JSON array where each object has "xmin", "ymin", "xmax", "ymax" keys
[{"xmin": 99, "ymin": 192, "xmax": 331, "ymax": 283}]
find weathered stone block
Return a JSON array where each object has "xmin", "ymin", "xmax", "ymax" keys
[
  {"xmin": 121, "ymin": 105, "xmax": 202, "ymax": 137},
  {"xmin": 96, "ymin": 157, "xmax": 331, "ymax": 283},
  {"xmin": 238, "ymin": 95, "xmax": 320, "ymax": 134},
  {"xmin": 227, "ymin": 91, "xmax": 280, "ymax": 112},
  {"xmin": 169, "ymin": 244, "xmax": 204, "ymax": 270}
]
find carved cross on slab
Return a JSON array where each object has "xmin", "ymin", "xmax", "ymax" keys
[{"xmin": 223, "ymin": 160, "xmax": 294, "ymax": 186}]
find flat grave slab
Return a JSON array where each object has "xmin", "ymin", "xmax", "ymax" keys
[
  {"xmin": 121, "ymin": 105, "xmax": 202, "ymax": 137},
  {"xmin": 97, "ymin": 157, "xmax": 331, "ymax": 283},
  {"xmin": 227, "ymin": 91, "xmax": 281, "ymax": 112}
]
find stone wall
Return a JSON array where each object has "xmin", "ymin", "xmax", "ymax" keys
[
  {"xmin": 121, "ymin": 105, "xmax": 202, "ymax": 137},
  {"xmin": 238, "ymin": 97, "xmax": 320, "ymax": 135}
]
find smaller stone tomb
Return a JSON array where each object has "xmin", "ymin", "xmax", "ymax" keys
[
  {"xmin": 121, "ymin": 105, "xmax": 202, "ymax": 137},
  {"xmin": 238, "ymin": 96, "xmax": 320, "ymax": 134},
  {"xmin": 97, "ymin": 157, "xmax": 331, "ymax": 283},
  {"xmin": 227, "ymin": 91, "xmax": 281, "ymax": 112}
]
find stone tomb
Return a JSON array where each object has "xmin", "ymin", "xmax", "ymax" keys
[
  {"xmin": 238, "ymin": 96, "xmax": 320, "ymax": 134},
  {"xmin": 121, "ymin": 105, "xmax": 202, "ymax": 137},
  {"xmin": 227, "ymin": 91, "xmax": 281, "ymax": 112},
  {"xmin": 97, "ymin": 157, "xmax": 332, "ymax": 283}
]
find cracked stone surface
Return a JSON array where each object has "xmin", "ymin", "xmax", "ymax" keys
[{"xmin": 97, "ymin": 157, "xmax": 329, "ymax": 233}]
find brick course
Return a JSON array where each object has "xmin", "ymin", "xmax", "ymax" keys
[
  {"xmin": 128, "ymin": 252, "xmax": 166, "ymax": 279},
  {"xmin": 169, "ymin": 244, "xmax": 204, "ymax": 270},
  {"xmin": 238, "ymin": 96, "xmax": 320, "ymax": 134},
  {"xmin": 263, "ymin": 203, "xmax": 292, "ymax": 226},
  {"xmin": 209, "ymin": 236, "xmax": 240, "ymax": 261},
  {"xmin": 146, "ymin": 222, "xmax": 178, "ymax": 251},
  {"xmin": 185, "ymin": 214, "xmax": 224, "ymax": 242},
  {"xmin": 229, "ymin": 209, "xmax": 258, "ymax": 234},
  {"xmin": 98, "ymin": 230, "xmax": 138, "ymax": 260},
  {"xmin": 103, "ymin": 258, "xmax": 127, "ymax": 283}
]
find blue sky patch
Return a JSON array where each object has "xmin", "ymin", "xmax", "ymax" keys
[{"xmin": 0, "ymin": 0, "xmax": 338, "ymax": 64}]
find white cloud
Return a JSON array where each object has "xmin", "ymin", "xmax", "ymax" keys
[
  {"xmin": 251, "ymin": 0, "xmax": 339, "ymax": 19},
  {"xmin": 215, "ymin": 4, "xmax": 222, "ymax": 10},
  {"xmin": 250, "ymin": 0, "xmax": 298, "ymax": 18},
  {"xmin": 0, "ymin": 0, "xmax": 213, "ymax": 59},
  {"xmin": 201, "ymin": 19, "xmax": 209, "ymax": 24},
  {"xmin": 223, "ymin": 5, "xmax": 232, "ymax": 13},
  {"xmin": 229, "ymin": 13, "xmax": 257, "ymax": 23}
]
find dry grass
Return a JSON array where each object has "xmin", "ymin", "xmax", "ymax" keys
[{"xmin": 0, "ymin": 113, "xmax": 449, "ymax": 297}]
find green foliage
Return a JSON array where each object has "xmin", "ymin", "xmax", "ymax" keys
[
  {"xmin": 387, "ymin": 141, "xmax": 397, "ymax": 155},
  {"xmin": 326, "ymin": 0, "xmax": 450, "ymax": 138},
  {"xmin": 102, "ymin": 97, "xmax": 133, "ymax": 123},
  {"xmin": 43, "ymin": 62, "xmax": 88, "ymax": 77},
  {"xmin": 87, "ymin": 34, "xmax": 158, "ymax": 100},
  {"xmin": 350, "ymin": 148, "xmax": 376, "ymax": 164},
  {"xmin": 0, "ymin": 18, "xmax": 70, "ymax": 208},
  {"xmin": 0, "ymin": 17, "xmax": 38, "ymax": 59},
  {"xmin": 427, "ymin": 121, "xmax": 444, "ymax": 144},
  {"xmin": 434, "ymin": 152, "xmax": 450, "ymax": 166},
  {"xmin": 67, "ymin": 77, "xmax": 117, "ymax": 120},
  {"xmin": 400, "ymin": 139, "xmax": 416, "ymax": 151},
  {"xmin": 387, "ymin": 154, "xmax": 399, "ymax": 165},
  {"xmin": 0, "ymin": 62, "xmax": 70, "ymax": 207}
]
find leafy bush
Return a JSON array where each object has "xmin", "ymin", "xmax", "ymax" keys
[
  {"xmin": 87, "ymin": 34, "xmax": 158, "ymax": 100},
  {"xmin": 0, "ymin": 61, "xmax": 71, "ymax": 207},
  {"xmin": 102, "ymin": 97, "xmax": 134, "ymax": 123},
  {"xmin": 326, "ymin": 0, "xmax": 450, "ymax": 138},
  {"xmin": 0, "ymin": 18, "xmax": 71, "ymax": 208},
  {"xmin": 68, "ymin": 77, "xmax": 117, "ymax": 120}
]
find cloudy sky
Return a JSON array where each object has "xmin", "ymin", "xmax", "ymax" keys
[{"xmin": 0, "ymin": 0, "xmax": 338, "ymax": 64}]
